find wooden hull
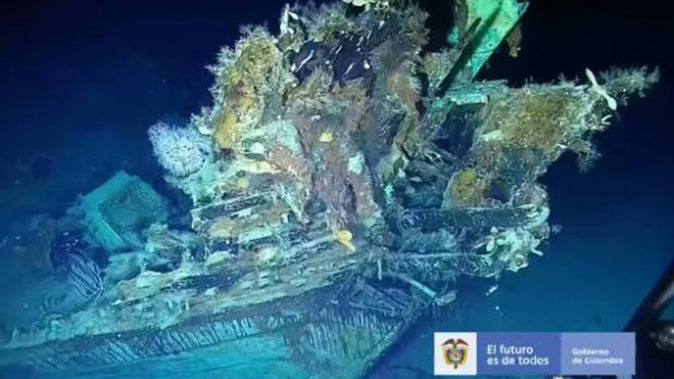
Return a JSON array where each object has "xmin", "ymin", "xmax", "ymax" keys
[{"xmin": 1, "ymin": 282, "xmax": 425, "ymax": 379}]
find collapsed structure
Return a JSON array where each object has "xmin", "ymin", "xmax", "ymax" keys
[{"xmin": 0, "ymin": 0, "xmax": 658, "ymax": 378}]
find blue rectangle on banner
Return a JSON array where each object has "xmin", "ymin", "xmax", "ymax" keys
[
  {"xmin": 560, "ymin": 333, "xmax": 635, "ymax": 376},
  {"xmin": 434, "ymin": 332, "xmax": 636, "ymax": 376},
  {"xmin": 476, "ymin": 333, "xmax": 560, "ymax": 375}
]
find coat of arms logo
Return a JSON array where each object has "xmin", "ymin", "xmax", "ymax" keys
[{"xmin": 442, "ymin": 338, "xmax": 469, "ymax": 369}]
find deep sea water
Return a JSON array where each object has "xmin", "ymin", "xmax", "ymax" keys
[{"xmin": 1, "ymin": 0, "xmax": 672, "ymax": 378}]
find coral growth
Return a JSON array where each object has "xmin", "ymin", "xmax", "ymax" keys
[
  {"xmin": 148, "ymin": 121, "xmax": 211, "ymax": 177},
  {"xmin": 65, "ymin": 251, "xmax": 103, "ymax": 303},
  {"xmin": 479, "ymin": 86, "xmax": 582, "ymax": 154},
  {"xmin": 447, "ymin": 167, "xmax": 486, "ymax": 207},
  {"xmin": 211, "ymin": 28, "xmax": 290, "ymax": 152}
]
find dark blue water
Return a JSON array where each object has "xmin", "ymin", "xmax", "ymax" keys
[{"xmin": 1, "ymin": 0, "xmax": 672, "ymax": 378}]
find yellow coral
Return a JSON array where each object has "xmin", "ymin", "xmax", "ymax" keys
[
  {"xmin": 319, "ymin": 130, "xmax": 334, "ymax": 143},
  {"xmin": 255, "ymin": 161, "xmax": 273, "ymax": 172},
  {"xmin": 334, "ymin": 229, "xmax": 356, "ymax": 253},
  {"xmin": 482, "ymin": 88, "xmax": 579, "ymax": 154},
  {"xmin": 214, "ymin": 112, "xmax": 238, "ymax": 150},
  {"xmin": 449, "ymin": 168, "xmax": 486, "ymax": 206},
  {"xmin": 235, "ymin": 176, "xmax": 250, "ymax": 190},
  {"xmin": 213, "ymin": 30, "xmax": 284, "ymax": 152}
]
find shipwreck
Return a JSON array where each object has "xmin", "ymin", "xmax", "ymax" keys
[{"xmin": 0, "ymin": 0, "xmax": 658, "ymax": 378}]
